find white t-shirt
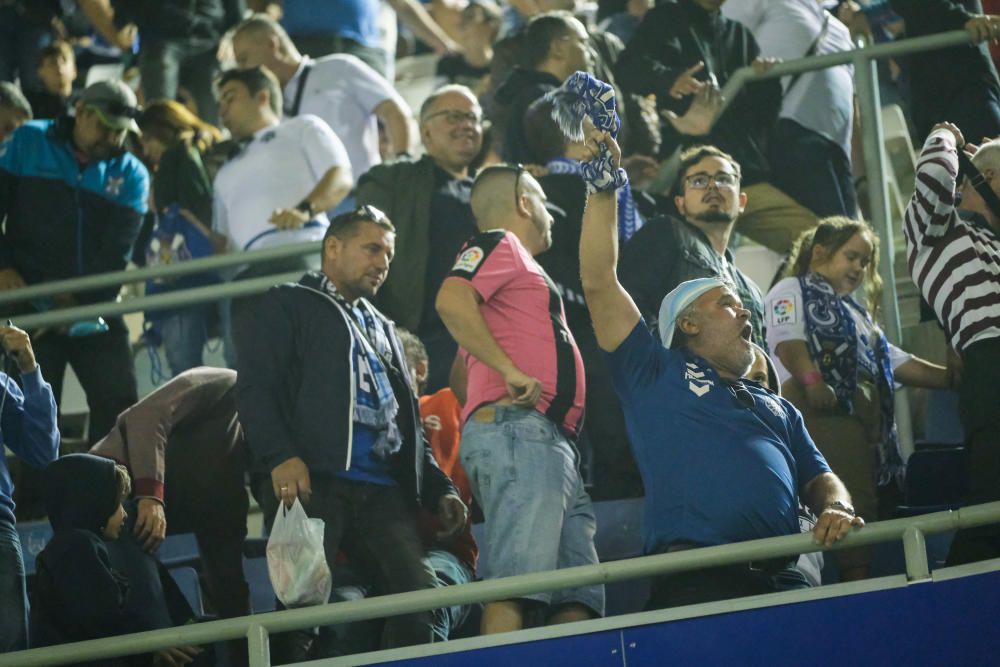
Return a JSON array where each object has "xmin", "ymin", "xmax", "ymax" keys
[
  {"xmin": 764, "ymin": 277, "xmax": 912, "ymax": 386},
  {"xmin": 723, "ymin": 0, "xmax": 854, "ymax": 157},
  {"xmin": 283, "ymin": 54, "xmax": 404, "ymax": 179},
  {"xmin": 213, "ymin": 115, "xmax": 351, "ymax": 252}
]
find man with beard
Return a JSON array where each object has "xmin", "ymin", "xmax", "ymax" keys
[
  {"xmin": 236, "ymin": 206, "xmax": 467, "ymax": 656},
  {"xmin": 578, "ymin": 128, "xmax": 862, "ymax": 609},
  {"xmin": 619, "ymin": 144, "xmax": 767, "ymax": 349},
  {"xmin": 0, "ymin": 79, "xmax": 148, "ymax": 444}
]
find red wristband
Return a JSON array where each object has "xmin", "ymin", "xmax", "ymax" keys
[{"xmin": 801, "ymin": 370, "xmax": 823, "ymax": 386}]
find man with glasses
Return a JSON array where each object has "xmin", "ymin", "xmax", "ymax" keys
[
  {"xmin": 356, "ymin": 84, "xmax": 483, "ymax": 393},
  {"xmin": 615, "ymin": 0, "xmax": 818, "ymax": 254},
  {"xmin": 237, "ymin": 205, "xmax": 467, "ymax": 658},
  {"xmin": 903, "ymin": 122, "xmax": 1000, "ymax": 565},
  {"xmin": 0, "ymin": 79, "xmax": 148, "ymax": 445},
  {"xmin": 436, "ymin": 165, "xmax": 604, "ymax": 635},
  {"xmin": 619, "ymin": 144, "xmax": 767, "ymax": 350},
  {"xmin": 493, "ymin": 10, "xmax": 593, "ymax": 164}
]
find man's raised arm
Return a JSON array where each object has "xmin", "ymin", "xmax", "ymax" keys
[{"xmin": 579, "ymin": 131, "xmax": 642, "ymax": 352}]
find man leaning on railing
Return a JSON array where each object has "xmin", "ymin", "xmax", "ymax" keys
[{"xmin": 579, "ymin": 128, "xmax": 863, "ymax": 609}]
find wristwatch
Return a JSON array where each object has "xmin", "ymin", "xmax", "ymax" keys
[
  {"xmin": 825, "ymin": 501, "xmax": 856, "ymax": 516},
  {"xmin": 295, "ymin": 199, "xmax": 315, "ymax": 217}
]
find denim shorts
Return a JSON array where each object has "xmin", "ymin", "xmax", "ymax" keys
[{"xmin": 460, "ymin": 405, "xmax": 604, "ymax": 616}]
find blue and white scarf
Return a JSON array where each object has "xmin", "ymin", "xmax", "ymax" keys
[
  {"xmin": 545, "ymin": 157, "xmax": 644, "ymax": 242},
  {"xmin": 318, "ymin": 275, "xmax": 403, "ymax": 460},
  {"xmin": 799, "ymin": 272, "xmax": 903, "ymax": 485},
  {"xmin": 543, "ymin": 71, "xmax": 628, "ymax": 194}
]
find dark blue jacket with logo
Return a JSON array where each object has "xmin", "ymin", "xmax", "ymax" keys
[{"xmin": 0, "ymin": 118, "xmax": 149, "ymax": 307}]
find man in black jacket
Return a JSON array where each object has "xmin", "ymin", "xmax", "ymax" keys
[
  {"xmin": 615, "ymin": 0, "xmax": 816, "ymax": 254},
  {"xmin": 890, "ymin": 0, "xmax": 1000, "ymax": 143},
  {"xmin": 236, "ymin": 205, "xmax": 467, "ymax": 650},
  {"xmin": 493, "ymin": 11, "xmax": 593, "ymax": 164},
  {"xmin": 620, "ymin": 144, "xmax": 766, "ymax": 350},
  {"xmin": 356, "ymin": 85, "xmax": 483, "ymax": 394}
]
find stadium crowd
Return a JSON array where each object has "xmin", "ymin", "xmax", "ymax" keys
[{"xmin": 1, "ymin": 0, "xmax": 1000, "ymax": 663}]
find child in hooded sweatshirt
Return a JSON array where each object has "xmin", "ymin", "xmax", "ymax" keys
[{"xmin": 31, "ymin": 453, "xmax": 202, "ymax": 666}]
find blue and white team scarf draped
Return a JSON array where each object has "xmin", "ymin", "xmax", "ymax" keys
[
  {"xmin": 545, "ymin": 158, "xmax": 644, "ymax": 241},
  {"xmin": 799, "ymin": 272, "xmax": 903, "ymax": 486},
  {"xmin": 319, "ymin": 275, "xmax": 403, "ymax": 460},
  {"xmin": 543, "ymin": 71, "xmax": 629, "ymax": 195}
]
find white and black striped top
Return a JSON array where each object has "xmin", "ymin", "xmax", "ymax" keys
[{"xmin": 904, "ymin": 128, "xmax": 1000, "ymax": 353}]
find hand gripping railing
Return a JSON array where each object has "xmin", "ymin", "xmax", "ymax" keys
[{"xmin": 3, "ymin": 502, "xmax": 999, "ymax": 667}]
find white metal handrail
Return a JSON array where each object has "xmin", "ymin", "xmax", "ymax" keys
[{"xmin": 2, "ymin": 502, "xmax": 998, "ymax": 667}]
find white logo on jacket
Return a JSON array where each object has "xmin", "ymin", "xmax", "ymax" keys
[{"xmin": 685, "ymin": 362, "xmax": 713, "ymax": 397}]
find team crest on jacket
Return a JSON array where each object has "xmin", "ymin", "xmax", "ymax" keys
[
  {"xmin": 453, "ymin": 246, "xmax": 484, "ymax": 272},
  {"xmin": 105, "ymin": 175, "xmax": 124, "ymax": 196},
  {"xmin": 762, "ymin": 395, "xmax": 784, "ymax": 418}
]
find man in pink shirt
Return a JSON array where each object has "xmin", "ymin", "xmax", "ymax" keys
[{"xmin": 437, "ymin": 165, "xmax": 603, "ymax": 635}]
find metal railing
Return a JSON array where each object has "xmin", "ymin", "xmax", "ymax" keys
[{"xmin": 3, "ymin": 501, "xmax": 998, "ymax": 667}]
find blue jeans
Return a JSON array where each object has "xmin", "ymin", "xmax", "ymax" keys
[
  {"xmin": 426, "ymin": 549, "xmax": 474, "ymax": 640},
  {"xmin": 158, "ymin": 307, "xmax": 209, "ymax": 376},
  {"xmin": 0, "ymin": 520, "xmax": 28, "ymax": 651},
  {"xmin": 460, "ymin": 405, "xmax": 604, "ymax": 616}
]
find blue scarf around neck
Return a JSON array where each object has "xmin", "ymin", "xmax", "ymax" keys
[
  {"xmin": 799, "ymin": 272, "xmax": 903, "ymax": 486},
  {"xmin": 316, "ymin": 274, "xmax": 403, "ymax": 461}
]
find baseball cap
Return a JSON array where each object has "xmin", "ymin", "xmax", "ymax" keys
[
  {"xmin": 79, "ymin": 80, "xmax": 141, "ymax": 134},
  {"xmin": 657, "ymin": 277, "xmax": 728, "ymax": 348}
]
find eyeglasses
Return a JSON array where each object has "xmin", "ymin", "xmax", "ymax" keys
[
  {"xmin": 513, "ymin": 163, "xmax": 524, "ymax": 210},
  {"xmin": 685, "ymin": 172, "xmax": 739, "ymax": 190},
  {"xmin": 423, "ymin": 109, "xmax": 482, "ymax": 126}
]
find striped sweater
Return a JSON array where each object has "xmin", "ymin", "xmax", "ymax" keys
[{"xmin": 903, "ymin": 128, "xmax": 1000, "ymax": 353}]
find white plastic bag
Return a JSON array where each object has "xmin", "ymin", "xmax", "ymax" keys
[{"xmin": 266, "ymin": 498, "xmax": 332, "ymax": 608}]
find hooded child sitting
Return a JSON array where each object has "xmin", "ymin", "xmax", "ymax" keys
[{"xmin": 31, "ymin": 454, "xmax": 202, "ymax": 666}]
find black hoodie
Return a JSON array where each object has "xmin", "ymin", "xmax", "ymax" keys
[
  {"xmin": 31, "ymin": 455, "xmax": 202, "ymax": 666},
  {"xmin": 30, "ymin": 454, "xmax": 139, "ymax": 662},
  {"xmin": 493, "ymin": 67, "xmax": 563, "ymax": 164}
]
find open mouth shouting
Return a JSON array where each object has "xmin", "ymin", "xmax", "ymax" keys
[{"xmin": 740, "ymin": 323, "xmax": 752, "ymax": 342}]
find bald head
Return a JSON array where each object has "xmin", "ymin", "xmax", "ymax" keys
[
  {"xmin": 471, "ymin": 166, "xmax": 522, "ymax": 230},
  {"xmin": 231, "ymin": 14, "xmax": 301, "ymax": 76},
  {"xmin": 471, "ymin": 165, "xmax": 554, "ymax": 254}
]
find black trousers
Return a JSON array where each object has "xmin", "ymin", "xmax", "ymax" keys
[
  {"xmin": 948, "ymin": 337, "xmax": 1000, "ymax": 565},
  {"xmin": 31, "ymin": 317, "xmax": 138, "ymax": 445},
  {"xmin": 645, "ymin": 560, "xmax": 810, "ymax": 610},
  {"xmin": 256, "ymin": 475, "xmax": 437, "ymax": 649},
  {"xmin": 769, "ymin": 118, "xmax": 858, "ymax": 219},
  {"xmin": 577, "ymin": 331, "xmax": 643, "ymax": 501}
]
